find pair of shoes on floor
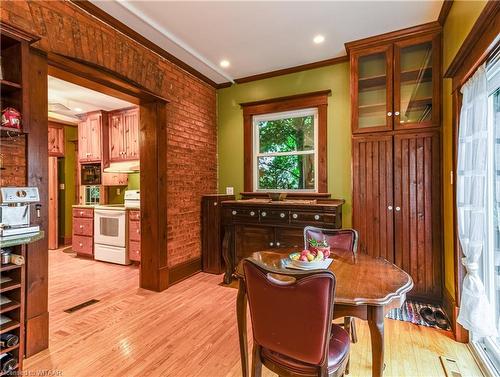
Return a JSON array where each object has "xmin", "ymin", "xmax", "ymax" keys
[{"xmin": 418, "ymin": 307, "xmax": 449, "ymax": 330}]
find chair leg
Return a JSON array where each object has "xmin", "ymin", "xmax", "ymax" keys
[
  {"xmin": 350, "ymin": 318, "xmax": 358, "ymax": 343},
  {"xmin": 251, "ymin": 343, "xmax": 262, "ymax": 377}
]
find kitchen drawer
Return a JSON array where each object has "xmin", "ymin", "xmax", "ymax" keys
[
  {"xmin": 290, "ymin": 211, "xmax": 336, "ymax": 226},
  {"xmin": 129, "ymin": 210, "xmax": 141, "ymax": 221},
  {"xmin": 129, "ymin": 220, "xmax": 141, "ymax": 241},
  {"xmin": 225, "ymin": 208, "xmax": 259, "ymax": 223},
  {"xmin": 73, "ymin": 235, "xmax": 93, "ymax": 255},
  {"xmin": 259, "ymin": 209, "xmax": 289, "ymax": 224},
  {"xmin": 73, "ymin": 217, "xmax": 93, "ymax": 236},
  {"xmin": 73, "ymin": 208, "xmax": 94, "ymax": 218},
  {"xmin": 129, "ymin": 240, "xmax": 141, "ymax": 262}
]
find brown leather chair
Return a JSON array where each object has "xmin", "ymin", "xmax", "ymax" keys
[
  {"xmin": 303, "ymin": 227, "xmax": 359, "ymax": 352},
  {"xmin": 243, "ymin": 258, "xmax": 350, "ymax": 377}
]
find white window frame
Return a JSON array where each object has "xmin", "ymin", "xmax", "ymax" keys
[{"xmin": 252, "ymin": 108, "xmax": 318, "ymax": 192}]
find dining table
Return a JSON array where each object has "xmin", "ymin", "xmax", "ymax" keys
[{"xmin": 234, "ymin": 248, "xmax": 414, "ymax": 377}]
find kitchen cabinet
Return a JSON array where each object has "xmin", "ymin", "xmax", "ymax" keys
[
  {"xmin": 128, "ymin": 210, "xmax": 141, "ymax": 262},
  {"xmin": 78, "ymin": 111, "xmax": 107, "ymax": 163},
  {"xmin": 221, "ymin": 199, "xmax": 344, "ymax": 283},
  {"xmin": 72, "ymin": 207, "xmax": 94, "ymax": 256},
  {"xmin": 102, "ymin": 172, "xmax": 128, "ymax": 186},
  {"xmin": 48, "ymin": 123, "xmax": 64, "ymax": 157},
  {"xmin": 109, "ymin": 107, "xmax": 139, "ymax": 162},
  {"xmin": 349, "ymin": 29, "xmax": 440, "ymax": 134}
]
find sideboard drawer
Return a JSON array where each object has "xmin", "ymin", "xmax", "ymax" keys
[
  {"xmin": 73, "ymin": 208, "xmax": 94, "ymax": 218},
  {"xmin": 225, "ymin": 208, "xmax": 260, "ymax": 223},
  {"xmin": 73, "ymin": 235, "xmax": 93, "ymax": 255},
  {"xmin": 73, "ymin": 217, "xmax": 93, "ymax": 236},
  {"xmin": 259, "ymin": 209, "xmax": 289, "ymax": 224},
  {"xmin": 290, "ymin": 211, "xmax": 336, "ymax": 226}
]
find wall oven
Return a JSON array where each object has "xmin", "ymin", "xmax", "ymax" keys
[
  {"xmin": 81, "ymin": 163, "xmax": 101, "ymax": 185},
  {"xmin": 94, "ymin": 206, "xmax": 130, "ymax": 265}
]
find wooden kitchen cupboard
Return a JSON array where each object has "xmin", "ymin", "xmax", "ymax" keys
[
  {"xmin": 48, "ymin": 122, "xmax": 64, "ymax": 157},
  {"xmin": 347, "ymin": 23, "xmax": 442, "ymax": 301},
  {"xmin": 108, "ymin": 107, "xmax": 139, "ymax": 162},
  {"xmin": 78, "ymin": 111, "xmax": 108, "ymax": 163}
]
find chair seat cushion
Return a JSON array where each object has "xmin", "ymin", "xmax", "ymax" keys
[{"xmin": 261, "ymin": 324, "xmax": 350, "ymax": 375}]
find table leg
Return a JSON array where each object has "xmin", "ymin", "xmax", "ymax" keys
[
  {"xmin": 237, "ymin": 278, "xmax": 249, "ymax": 377},
  {"xmin": 367, "ymin": 305, "xmax": 384, "ymax": 377}
]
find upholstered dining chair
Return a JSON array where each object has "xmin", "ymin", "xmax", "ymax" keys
[
  {"xmin": 303, "ymin": 227, "xmax": 359, "ymax": 348},
  {"xmin": 242, "ymin": 258, "xmax": 350, "ymax": 377}
]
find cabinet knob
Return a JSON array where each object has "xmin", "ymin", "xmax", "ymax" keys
[
  {"xmin": 136, "ymin": 229, "xmax": 140, "ymax": 233},
  {"xmin": 213, "ymin": 202, "xmax": 218, "ymax": 206},
  {"xmin": 232, "ymin": 210, "xmax": 237, "ymax": 215},
  {"xmin": 395, "ymin": 206, "xmax": 401, "ymax": 212},
  {"xmin": 292, "ymin": 213, "xmax": 298, "ymax": 219},
  {"xmin": 269, "ymin": 242, "xmax": 274, "ymax": 247},
  {"xmin": 261, "ymin": 211, "xmax": 267, "ymax": 217},
  {"xmin": 79, "ymin": 225, "xmax": 84, "ymax": 229},
  {"xmin": 388, "ymin": 206, "xmax": 393, "ymax": 211},
  {"xmin": 394, "ymin": 111, "xmax": 400, "ymax": 116},
  {"xmin": 276, "ymin": 242, "xmax": 281, "ymax": 247},
  {"xmin": 250, "ymin": 211, "xmax": 255, "ymax": 216},
  {"xmin": 79, "ymin": 243, "xmax": 83, "ymax": 247},
  {"xmin": 280, "ymin": 213, "xmax": 285, "ymax": 218},
  {"xmin": 80, "ymin": 211, "xmax": 84, "ymax": 216},
  {"xmin": 387, "ymin": 112, "xmax": 392, "ymax": 117},
  {"xmin": 314, "ymin": 214, "xmax": 320, "ymax": 220}
]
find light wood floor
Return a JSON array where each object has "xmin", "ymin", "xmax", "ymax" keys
[{"xmin": 24, "ymin": 249, "xmax": 482, "ymax": 377}]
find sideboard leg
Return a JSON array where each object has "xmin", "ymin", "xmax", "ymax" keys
[{"xmin": 222, "ymin": 225, "xmax": 233, "ymax": 284}]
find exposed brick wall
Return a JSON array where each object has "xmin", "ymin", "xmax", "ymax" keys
[{"xmin": 1, "ymin": 0, "xmax": 217, "ymax": 267}]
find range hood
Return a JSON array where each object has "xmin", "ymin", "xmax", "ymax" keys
[{"xmin": 103, "ymin": 161, "xmax": 140, "ymax": 173}]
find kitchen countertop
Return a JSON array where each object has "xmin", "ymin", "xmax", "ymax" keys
[
  {"xmin": 0, "ymin": 230, "xmax": 45, "ymax": 248},
  {"xmin": 72, "ymin": 204, "xmax": 97, "ymax": 208}
]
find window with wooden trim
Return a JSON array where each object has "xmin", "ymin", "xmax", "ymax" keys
[{"xmin": 241, "ymin": 90, "xmax": 330, "ymax": 193}]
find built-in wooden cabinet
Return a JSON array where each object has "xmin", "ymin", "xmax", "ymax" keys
[
  {"xmin": 348, "ymin": 24, "xmax": 442, "ymax": 300},
  {"xmin": 350, "ymin": 30, "xmax": 440, "ymax": 134},
  {"xmin": 78, "ymin": 111, "xmax": 107, "ymax": 163},
  {"xmin": 48, "ymin": 123, "xmax": 64, "ymax": 157},
  {"xmin": 109, "ymin": 107, "xmax": 139, "ymax": 162},
  {"xmin": 72, "ymin": 207, "xmax": 94, "ymax": 257},
  {"xmin": 102, "ymin": 172, "xmax": 128, "ymax": 186},
  {"xmin": 128, "ymin": 210, "xmax": 141, "ymax": 262}
]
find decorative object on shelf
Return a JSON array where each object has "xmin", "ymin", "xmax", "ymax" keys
[
  {"xmin": 1, "ymin": 107, "xmax": 21, "ymax": 130},
  {"xmin": 1, "ymin": 250, "xmax": 10, "ymax": 264},
  {"xmin": 9, "ymin": 254, "xmax": 24, "ymax": 266},
  {"xmin": 268, "ymin": 192, "xmax": 287, "ymax": 201}
]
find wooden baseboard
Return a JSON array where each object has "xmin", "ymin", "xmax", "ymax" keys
[
  {"xmin": 443, "ymin": 287, "xmax": 469, "ymax": 343},
  {"xmin": 25, "ymin": 311, "xmax": 49, "ymax": 357},
  {"xmin": 169, "ymin": 257, "xmax": 201, "ymax": 286},
  {"xmin": 58, "ymin": 236, "xmax": 72, "ymax": 246}
]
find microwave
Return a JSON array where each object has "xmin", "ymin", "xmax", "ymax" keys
[{"xmin": 81, "ymin": 163, "xmax": 101, "ymax": 185}]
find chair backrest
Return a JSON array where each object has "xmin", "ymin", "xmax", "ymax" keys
[
  {"xmin": 304, "ymin": 227, "xmax": 359, "ymax": 256},
  {"xmin": 243, "ymin": 258, "xmax": 336, "ymax": 366}
]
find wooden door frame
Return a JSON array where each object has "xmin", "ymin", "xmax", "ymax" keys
[{"xmin": 443, "ymin": 1, "xmax": 499, "ymax": 343}]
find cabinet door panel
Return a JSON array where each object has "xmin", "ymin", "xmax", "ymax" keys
[
  {"xmin": 109, "ymin": 112, "xmax": 125, "ymax": 161},
  {"xmin": 351, "ymin": 44, "xmax": 393, "ymax": 133},
  {"xmin": 234, "ymin": 225, "xmax": 274, "ymax": 259},
  {"xmin": 394, "ymin": 34, "xmax": 440, "ymax": 129},
  {"xmin": 394, "ymin": 131, "xmax": 441, "ymax": 299},
  {"xmin": 78, "ymin": 120, "xmax": 88, "ymax": 162},
  {"xmin": 87, "ymin": 113, "xmax": 102, "ymax": 161},
  {"xmin": 48, "ymin": 125, "xmax": 64, "ymax": 157},
  {"xmin": 124, "ymin": 109, "xmax": 139, "ymax": 159},
  {"xmin": 275, "ymin": 228, "xmax": 303, "ymax": 249},
  {"xmin": 352, "ymin": 135, "xmax": 394, "ymax": 262}
]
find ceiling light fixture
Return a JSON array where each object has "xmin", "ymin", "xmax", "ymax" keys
[
  {"xmin": 313, "ymin": 35, "xmax": 325, "ymax": 44},
  {"xmin": 74, "ymin": 107, "xmax": 83, "ymax": 112},
  {"xmin": 220, "ymin": 60, "xmax": 230, "ymax": 68}
]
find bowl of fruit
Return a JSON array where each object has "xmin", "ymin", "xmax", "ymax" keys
[
  {"xmin": 289, "ymin": 249, "xmax": 328, "ymax": 269},
  {"xmin": 308, "ymin": 238, "xmax": 331, "ymax": 258}
]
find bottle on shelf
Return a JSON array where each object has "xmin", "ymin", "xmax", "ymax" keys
[
  {"xmin": 0, "ymin": 333, "xmax": 19, "ymax": 348},
  {"xmin": 0, "ymin": 352, "xmax": 17, "ymax": 374}
]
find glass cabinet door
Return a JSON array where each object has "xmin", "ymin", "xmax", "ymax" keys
[
  {"xmin": 352, "ymin": 45, "xmax": 393, "ymax": 133},
  {"xmin": 394, "ymin": 36, "xmax": 439, "ymax": 129}
]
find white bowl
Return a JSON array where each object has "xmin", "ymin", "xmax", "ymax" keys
[{"xmin": 291, "ymin": 259, "xmax": 325, "ymax": 269}]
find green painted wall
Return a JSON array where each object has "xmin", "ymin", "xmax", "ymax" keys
[
  {"xmin": 442, "ymin": 0, "xmax": 487, "ymax": 297},
  {"xmin": 107, "ymin": 172, "xmax": 140, "ymax": 204},
  {"xmin": 218, "ymin": 63, "xmax": 352, "ymax": 226},
  {"xmin": 58, "ymin": 125, "xmax": 78, "ymax": 240}
]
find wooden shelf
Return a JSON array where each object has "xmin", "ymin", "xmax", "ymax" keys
[
  {"xmin": 0, "ymin": 264, "xmax": 22, "ymax": 273},
  {"xmin": 358, "ymin": 97, "xmax": 432, "ymax": 115},
  {"xmin": 0, "ymin": 126, "xmax": 23, "ymax": 136},
  {"xmin": 0, "ymin": 343, "xmax": 19, "ymax": 355},
  {"xmin": 0, "ymin": 280, "xmax": 21, "ymax": 293},
  {"xmin": 0, "ymin": 79, "xmax": 22, "ymax": 94},
  {"xmin": 359, "ymin": 67, "xmax": 432, "ymax": 90},
  {"xmin": 0, "ymin": 320, "xmax": 20, "ymax": 334},
  {"xmin": 0, "ymin": 300, "xmax": 20, "ymax": 314}
]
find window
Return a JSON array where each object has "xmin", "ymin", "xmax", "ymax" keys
[
  {"xmin": 253, "ymin": 109, "xmax": 317, "ymax": 191},
  {"xmin": 241, "ymin": 90, "xmax": 330, "ymax": 192}
]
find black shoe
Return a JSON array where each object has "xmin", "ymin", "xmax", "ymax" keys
[
  {"xmin": 419, "ymin": 307, "xmax": 436, "ymax": 326},
  {"xmin": 433, "ymin": 310, "xmax": 449, "ymax": 330}
]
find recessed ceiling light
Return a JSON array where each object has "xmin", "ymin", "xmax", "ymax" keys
[
  {"xmin": 313, "ymin": 35, "xmax": 325, "ymax": 44},
  {"xmin": 74, "ymin": 107, "xmax": 83, "ymax": 112},
  {"xmin": 220, "ymin": 60, "xmax": 230, "ymax": 68}
]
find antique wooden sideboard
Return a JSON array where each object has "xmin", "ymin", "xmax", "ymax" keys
[{"xmin": 221, "ymin": 198, "xmax": 344, "ymax": 283}]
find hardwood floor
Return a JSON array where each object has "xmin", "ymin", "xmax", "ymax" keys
[{"xmin": 24, "ymin": 249, "xmax": 482, "ymax": 377}]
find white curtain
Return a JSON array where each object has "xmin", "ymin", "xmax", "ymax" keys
[{"xmin": 457, "ymin": 64, "xmax": 498, "ymax": 337}]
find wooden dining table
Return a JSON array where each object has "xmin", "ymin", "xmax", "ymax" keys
[{"xmin": 234, "ymin": 249, "xmax": 413, "ymax": 377}]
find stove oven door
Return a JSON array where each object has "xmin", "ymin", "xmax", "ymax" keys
[{"xmin": 94, "ymin": 209, "xmax": 126, "ymax": 247}]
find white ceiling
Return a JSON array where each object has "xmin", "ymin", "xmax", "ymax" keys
[
  {"xmin": 90, "ymin": 1, "xmax": 443, "ymax": 84},
  {"xmin": 48, "ymin": 76, "xmax": 133, "ymax": 123}
]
